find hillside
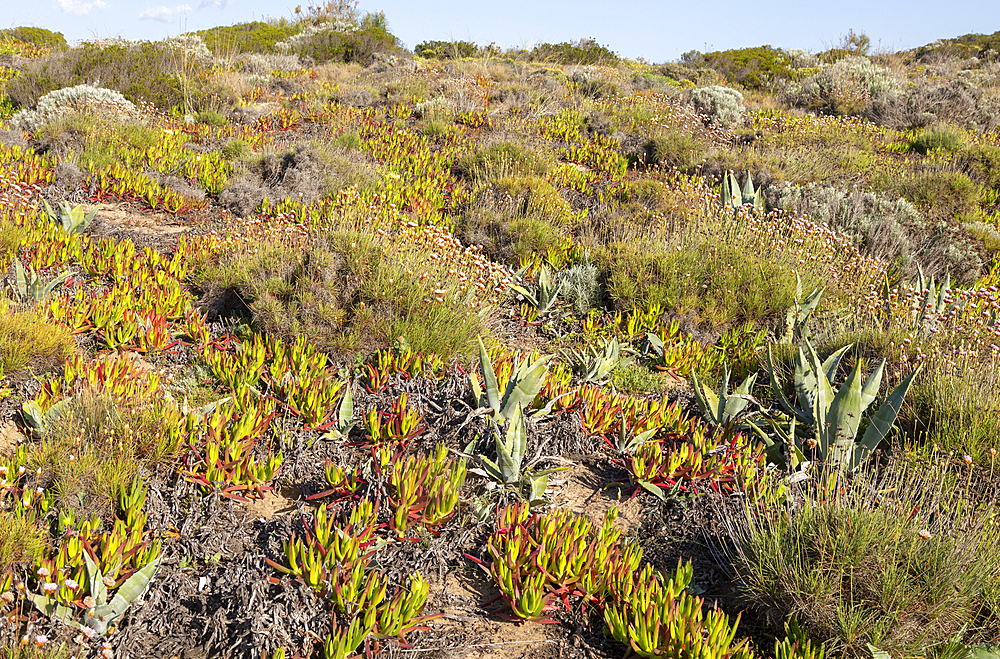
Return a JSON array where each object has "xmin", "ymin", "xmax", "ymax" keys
[{"xmin": 0, "ymin": 11, "xmax": 999, "ymax": 659}]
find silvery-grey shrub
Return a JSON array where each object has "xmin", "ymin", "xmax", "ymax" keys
[
  {"xmin": 11, "ymin": 84, "xmax": 140, "ymax": 132},
  {"xmin": 691, "ymin": 85, "xmax": 744, "ymax": 128}
]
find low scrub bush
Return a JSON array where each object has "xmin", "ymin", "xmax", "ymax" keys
[
  {"xmin": 9, "ymin": 84, "xmax": 139, "ymax": 133},
  {"xmin": 0, "ymin": 303, "xmax": 75, "ymax": 376},
  {"xmin": 485, "ymin": 176, "xmax": 573, "ymax": 225},
  {"xmin": 682, "ymin": 46, "xmax": 796, "ymax": 90},
  {"xmin": 691, "ymin": 85, "xmax": 745, "ymax": 128},
  {"xmin": 908, "ymin": 124, "xmax": 965, "ymax": 154},
  {"xmin": 600, "ymin": 238, "xmax": 806, "ymax": 327},
  {"xmin": 724, "ymin": 460, "xmax": 1000, "ymax": 658},
  {"xmin": 414, "ymin": 40, "xmax": 480, "ymax": 59},
  {"xmin": 0, "ymin": 27, "xmax": 67, "ymax": 49},
  {"xmin": 787, "ymin": 55, "xmax": 901, "ymax": 116},
  {"xmin": 6, "ymin": 41, "xmax": 233, "ymax": 112},
  {"xmin": 278, "ymin": 12, "xmax": 402, "ymax": 64},
  {"xmin": 642, "ymin": 130, "xmax": 705, "ymax": 168},
  {"xmin": 530, "ymin": 38, "xmax": 618, "ymax": 66},
  {"xmin": 454, "ymin": 142, "xmax": 547, "ymax": 181},
  {"xmin": 894, "ymin": 169, "xmax": 980, "ymax": 221},
  {"xmin": 771, "ymin": 182, "xmax": 967, "ymax": 279},
  {"xmin": 195, "ymin": 21, "xmax": 298, "ymax": 54},
  {"xmin": 197, "ymin": 230, "xmax": 488, "ymax": 357}
]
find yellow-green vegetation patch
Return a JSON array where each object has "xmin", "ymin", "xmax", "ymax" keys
[{"xmin": 0, "ymin": 303, "xmax": 75, "ymax": 377}]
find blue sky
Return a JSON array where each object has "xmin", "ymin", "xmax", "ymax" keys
[{"xmin": 5, "ymin": 0, "xmax": 999, "ymax": 62}]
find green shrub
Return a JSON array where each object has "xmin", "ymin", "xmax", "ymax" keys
[
  {"xmin": 1, "ymin": 27, "xmax": 67, "ymax": 49},
  {"xmin": 642, "ymin": 131, "xmax": 704, "ymax": 168},
  {"xmin": 558, "ymin": 256, "xmax": 603, "ymax": 313},
  {"xmin": 895, "ymin": 170, "xmax": 980, "ymax": 220},
  {"xmin": 788, "ymin": 56, "xmax": 900, "ymax": 116},
  {"xmin": 195, "ymin": 21, "xmax": 298, "ymax": 54},
  {"xmin": 0, "ymin": 303, "xmax": 76, "ymax": 375},
  {"xmin": 682, "ymin": 46, "xmax": 795, "ymax": 90},
  {"xmin": 963, "ymin": 143, "xmax": 1000, "ymax": 191},
  {"xmin": 611, "ymin": 363, "xmax": 664, "ymax": 394},
  {"xmin": 5, "ymin": 41, "xmax": 232, "ymax": 112},
  {"xmin": 908, "ymin": 124, "xmax": 965, "ymax": 154},
  {"xmin": 509, "ymin": 216, "xmax": 565, "ymax": 262},
  {"xmin": 197, "ymin": 232, "xmax": 485, "ymax": 357},
  {"xmin": 9, "ymin": 84, "xmax": 139, "ymax": 133},
  {"xmin": 908, "ymin": 357, "xmax": 1000, "ymax": 463},
  {"xmin": 600, "ymin": 239, "xmax": 804, "ymax": 327},
  {"xmin": 281, "ymin": 12, "xmax": 401, "ymax": 64},
  {"xmin": 530, "ymin": 38, "xmax": 618, "ymax": 66},
  {"xmin": 414, "ymin": 40, "xmax": 480, "ymax": 59},
  {"xmin": 0, "ymin": 513, "xmax": 46, "ymax": 574}
]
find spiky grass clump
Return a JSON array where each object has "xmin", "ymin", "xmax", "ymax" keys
[{"xmin": 723, "ymin": 460, "xmax": 1000, "ymax": 658}]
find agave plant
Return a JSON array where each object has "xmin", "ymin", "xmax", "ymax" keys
[
  {"xmin": 471, "ymin": 406, "xmax": 564, "ymax": 504},
  {"xmin": 511, "ymin": 265, "xmax": 562, "ymax": 314},
  {"xmin": 42, "ymin": 199, "xmax": 98, "ymax": 235},
  {"xmin": 767, "ymin": 341, "xmax": 922, "ymax": 471},
  {"xmin": 691, "ymin": 366, "xmax": 759, "ymax": 427},
  {"xmin": 321, "ymin": 383, "xmax": 357, "ymax": 441},
  {"xmin": 721, "ymin": 170, "xmax": 762, "ymax": 216},
  {"xmin": 566, "ymin": 337, "xmax": 633, "ymax": 384},
  {"xmin": 11, "ymin": 258, "xmax": 72, "ymax": 304},
  {"xmin": 905, "ymin": 265, "xmax": 962, "ymax": 335},
  {"xmin": 27, "ymin": 551, "xmax": 161, "ymax": 635},
  {"xmin": 469, "ymin": 336, "xmax": 548, "ymax": 423}
]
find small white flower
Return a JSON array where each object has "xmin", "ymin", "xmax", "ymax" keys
[
  {"xmin": 80, "ymin": 626, "xmax": 97, "ymax": 640},
  {"xmin": 42, "ymin": 582, "xmax": 58, "ymax": 593},
  {"xmin": 63, "ymin": 578, "xmax": 79, "ymax": 590}
]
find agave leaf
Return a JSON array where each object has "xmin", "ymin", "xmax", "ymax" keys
[
  {"xmin": 477, "ymin": 456, "xmax": 505, "ymax": 483},
  {"xmin": 84, "ymin": 551, "xmax": 109, "ymax": 606},
  {"xmin": 21, "ymin": 400, "xmax": 46, "ymax": 432},
  {"xmin": 646, "ymin": 332, "xmax": 664, "ymax": 358},
  {"xmin": 638, "ymin": 480, "xmax": 666, "ymax": 501},
  {"xmin": 25, "ymin": 592, "xmax": 80, "ymax": 626},
  {"xmin": 13, "ymin": 258, "xmax": 28, "ymax": 299},
  {"xmin": 338, "ymin": 385, "xmax": 354, "ymax": 427},
  {"xmin": 742, "ymin": 173, "xmax": 755, "ymax": 202},
  {"xmin": 811, "ymin": 359, "xmax": 833, "ymax": 460},
  {"xmin": 499, "ymin": 357, "xmax": 547, "ymax": 422},
  {"xmin": 801, "ymin": 287, "xmax": 823, "ymax": 316},
  {"xmin": 867, "ymin": 644, "xmax": 891, "ymax": 659},
  {"xmin": 938, "ymin": 273, "xmax": 951, "ymax": 311},
  {"xmin": 826, "ymin": 363, "xmax": 865, "ymax": 468},
  {"xmin": 619, "ymin": 427, "xmax": 658, "ymax": 455},
  {"xmin": 510, "ymin": 284, "xmax": 539, "ymax": 309},
  {"xmin": 102, "ymin": 555, "xmax": 161, "ymax": 620},
  {"xmin": 476, "ymin": 336, "xmax": 501, "ymax": 414},
  {"xmin": 469, "ymin": 368, "xmax": 483, "ymax": 406},
  {"xmin": 501, "ymin": 409, "xmax": 527, "ymax": 482},
  {"xmin": 860, "ymin": 359, "xmax": 885, "ymax": 413},
  {"xmin": 853, "ymin": 365, "xmax": 923, "ymax": 470},
  {"xmin": 817, "ymin": 343, "xmax": 851, "ymax": 391},
  {"xmin": 691, "ymin": 370, "xmax": 720, "ymax": 425},
  {"xmin": 969, "ymin": 646, "xmax": 1000, "ymax": 659},
  {"xmin": 521, "ymin": 471, "xmax": 550, "ymax": 504}
]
